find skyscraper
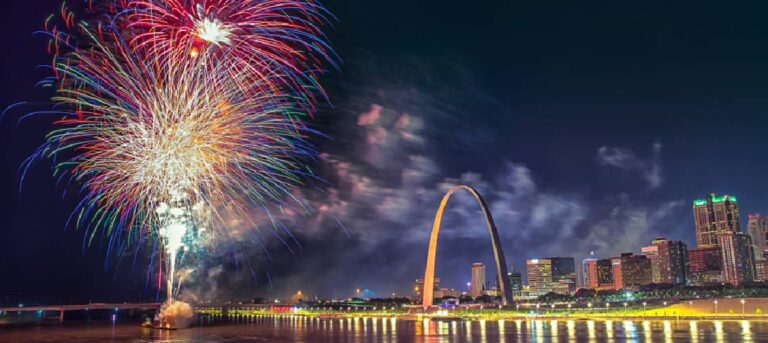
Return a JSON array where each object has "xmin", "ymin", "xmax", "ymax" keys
[
  {"xmin": 548, "ymin": 257, "xmax": 577, "ymax": 293},
  {"xmin": 717, "ymin": 231, "xmax": 755, "ymax": 286},
  {"xmin": 470, "ymin": 263, "xmax": 486, "ymax": 298},
  {"xmin": 648, "ymin": 238, "xmax": 688, "ymax": 285},
  {"xmin": 746, "ymin": 214, "xmax": 768, "ymax": 260},
  {"xmin": 641, "ymin": 244, "xmax": 660, "ymax": 283},
  {"xmin": 526, "ymin": 259, "xmax": 553, "ymax": 296},
  {"xmin": 693, "ymin": 194, "xmax": 740, "ymax": 247},
  {"xmin": 688, "ymin": 246, "xmax": 723, "ymax": 285}
]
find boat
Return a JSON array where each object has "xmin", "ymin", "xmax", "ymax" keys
[{"xmin": 142, "ymin": 320, "xmax": 178, "ymax": 330}]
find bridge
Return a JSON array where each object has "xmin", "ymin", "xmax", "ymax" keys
[{"xmin": 0, "ymin": 303, "xmax": 161, "ymax": 321}]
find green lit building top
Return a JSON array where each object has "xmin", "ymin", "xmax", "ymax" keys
[{"xmin": 693, "ymin": 193, "xmax": 741, "ymax": 248}]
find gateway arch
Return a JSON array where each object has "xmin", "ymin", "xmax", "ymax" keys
[{"xmin": 421, "ymin": 185, "xmax": 513, "ymax": 307}]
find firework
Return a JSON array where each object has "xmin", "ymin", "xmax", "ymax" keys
[
  {"xmin": 119, "ymin": 0, "xmax": 337, "ymax": 114},
  {"xmin": 24, "ymin": 0, "xmax": 332, "ymax": 309},
  {"xmin": 30, "ymin": 18, "xmax": 316, "ymax": 287}
]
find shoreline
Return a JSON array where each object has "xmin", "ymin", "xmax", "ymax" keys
[{"xmin": 198, "ymin": 311, "xmax": 768, "ymax": 322}]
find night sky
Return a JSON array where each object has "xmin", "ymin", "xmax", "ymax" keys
[{"xmin": 2, "ymin": 0, "xmax": 768, "ymax": 304}]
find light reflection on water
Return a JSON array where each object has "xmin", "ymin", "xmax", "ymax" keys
[{"xmin": 2, "ymin": 315, "xmax": 768, "ymax": 342}]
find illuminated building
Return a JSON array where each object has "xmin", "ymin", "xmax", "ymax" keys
[
  {"xmin": 611, "ymin": 257, "xmax": 623, "ymax": 289},
  {"xmin": 717, "ymin": 231, "xmax": 755, "ymax": 286},
  {"xmin": 583, "ymin": 258, "xmax": 599, "ymax": 289},
  {"xmin": 611, "ymin": 253, "xmax": 652, "ymax": 289},
  {"xmin": 507, "ymin": 268, "xmax": 523, "ymax": 297},
  {"xmin": 483, "ymin": 288, "xmax": 500, "ymax": 297},
  {"xmin": 641, "ymin": 244, "xmax": 660, "ymax": 283},
  {"xmin": 746, "ymin": 214, "xmax": 768, "ymax": 260},
  {"xmin": 471, "ymin": 263, "xmax": 486, "ymax": 298},
  {"xmin": 549, "ymin": 257, "xmax": 577, "ymax": 293},
  {"xmin": 434, "ymin": 288, "xmax": 460, "ymax": 299},
  {"xmin": 526, "ymin": 259, "xmax": 553, "ymax": 296},
  {"xmin": 646, "ymin": 238, "xmax": 688, "ymax": 285},
  {"xmin": 693, "ymin": 194, "xmax": 740, "ymax": 247},
  {"xmin": 688, "ymin": 246, "xmax": 723, "ymax": 285},
  {"xmin": 596, "ymin": 259, "xmax": 615, "ymax": 290},
  {"xmin": 756, "ymin": 260, "xmax": 768, "ymax": 282}
]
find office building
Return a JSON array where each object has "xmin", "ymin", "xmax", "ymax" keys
[
  {"xmin": 641, "ymin": 244, "xmax": 661, "ymax": 283},
  {"xmin": 583, "ymin": 258, "xmax": 599, "ymax": 289},
  {"xmin": 612, "ymin": 253, "xmax": 652, "ymax": 289},
  {"xmin": 596, "ymin": 259, "xmax": 615, "ymax": 290},
  {"xmin": 526, "ymin": 259, "xmax": 553, "ymax": 296},
  {"xmin": 717, "ymin": 231, "xmax": 755, "ymax": 286},
  {"xmin": 756, "ymin": 260, "xmax": 768, "ymax": 282},
  {"xmin": 649, "ymin": 238, "xmax": 688, "ymax": 285},
  {"xmin": 471, "ymin": 263, "xmax": 486, "ymax": 298},
  {"xmin": 507, "ymin": 268, "xmax": 523, "ymax": 297},
  {"xmin": 747, "ymin": 214, "xmax": 768, "ymax": 260},
  {"xmin": 688, "ymin": 246, "xmax": 724, "ymax": 285},
  {"xmin": 693, "ymin": 194, "xmax": 740, "ymax": 247},
  {"xmin": 549, "ymin": 257, "xmax": 577, "ymax": 293}
]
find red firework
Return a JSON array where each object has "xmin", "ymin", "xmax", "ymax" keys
[{"xmin": 122, "ymin": 0, "xmax": 336, "ymax": 111}]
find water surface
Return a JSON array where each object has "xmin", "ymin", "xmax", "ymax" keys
[{"xmin": 1, "ymin": 315, "xmax": 766, "ymax": 342}]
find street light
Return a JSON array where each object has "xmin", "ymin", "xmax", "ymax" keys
[
  {"xmin": 567, "ymin": 303, "xmax": 572, "ymax": 316},
  {"xmin": 688, "ymin": 301, "xmax": 693, "ymax": 311},
  {"xmin": 642, "ymin": 302, "xmax": 647, "ymax": 311},
  {"xmin": 623, "ymin": 302, "xmax": 628, "ymax": 310},
  {"xmin": 741, "ymin": 299, "xmax": 746, "ymax": 315},
  {"xmin": 714, "ymin": 300, "xmax": 718, "ymax": 314}
]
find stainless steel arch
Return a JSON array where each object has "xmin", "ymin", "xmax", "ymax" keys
[{"xmin": 422, "ymin": 185, "xmax": 513, "ymax": 307}]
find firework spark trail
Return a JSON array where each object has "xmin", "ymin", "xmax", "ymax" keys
[{"xmin": 116, "ymin": 0, "xmax": 338, "ymax": 116}]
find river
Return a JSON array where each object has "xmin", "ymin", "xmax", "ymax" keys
[{"xmin": 1, "ymin": 315, "xmax": 766, "ymax": 342}]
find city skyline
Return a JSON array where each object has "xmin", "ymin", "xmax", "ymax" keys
[{"xmin": 433, "ymin": 192, "xmax": 764, "ymax": 300}]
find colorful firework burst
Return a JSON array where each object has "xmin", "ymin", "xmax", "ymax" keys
[
  {"xmin": 31, "ymin": 18, "xmax": 316, "ymax": 251},
  {"xmin": 118, "ymin": 0, "xmax": 337, "ymax": 114}
]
